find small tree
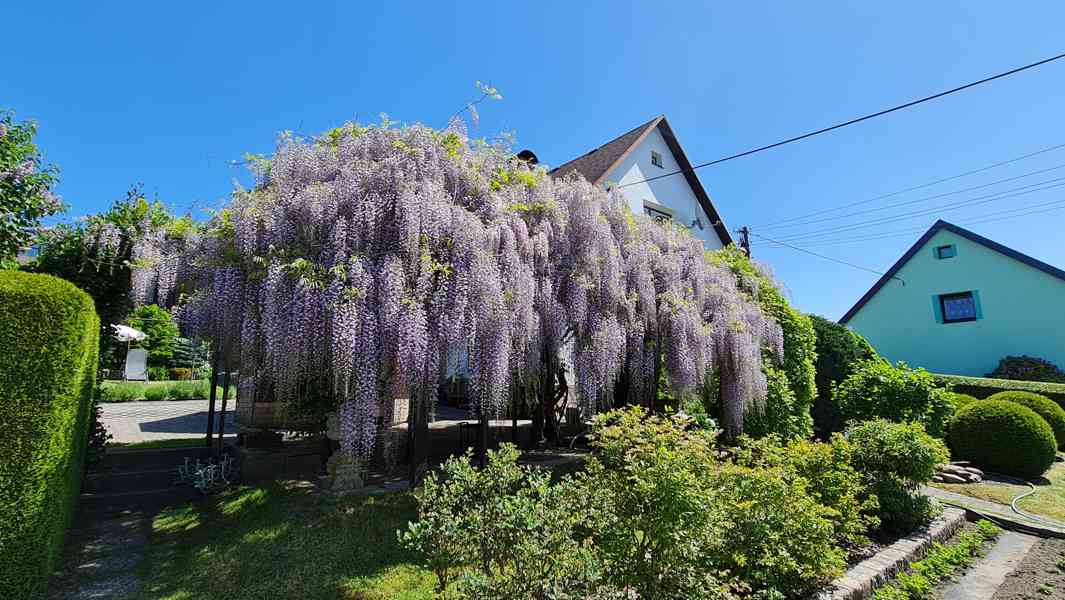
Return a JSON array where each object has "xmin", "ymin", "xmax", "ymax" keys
[
  {"xmin": 0, "ymin": 111, "xmax": 62, "ymax": 266},
  {"xmin": 127, "ymin": 304, "xmax": 179, "ymax": 367}
]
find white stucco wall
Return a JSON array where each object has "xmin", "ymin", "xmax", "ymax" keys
[{"xmin": 604, "ymin": 128, "xmax": 725, "ymax": 250}]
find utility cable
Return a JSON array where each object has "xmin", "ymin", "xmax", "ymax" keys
[
  {"xmin": 618, "ymin": 51, "xmax": 1065, "ymax": 190},
  {"xmin": 749, "ymin": 231, "xmax": 904, "ymax": 283}
]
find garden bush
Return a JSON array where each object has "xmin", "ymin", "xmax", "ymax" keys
[
  {"xmin": 846, "ymin": 419, "xmax": 949, "ymax": 533},
  {"xmin": 0, "ymin": 271, "xmax": 100, "ymax": 597},
  {"xmin": 169, "ymin": 367, "xmax": 193, "ymax": 380},
  {"xmin": 834, "ymin": 359, "xmax": 955, "ymax": 437},
  {"xmin": 987, "ymin": 355, "xmax": 1065, "ymax": 384},
  {"xmin": 809, "ymin": 315, "xmax": 878, "ymax": 436},
  {"xmin": 948, "ymin": 400, "xmax": 1057, "ymax": 479},
  {"xmin": 932, "ymin": 373, "xmax": 1065, "ymax": 408},
  {"xmin": 948, "ymin": 392, "xmax": 979, "ymax": 410},
  {"xmin": 985, "ymin": 390, "xmax": 1065, "ymax": 449}
]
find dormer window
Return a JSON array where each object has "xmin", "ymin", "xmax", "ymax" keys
[
  {"xmin": 935, "ymin": 244, "xmax": 957, "ymax": 259},
  {"xmin": 643, "ymin": 201, "xmax": 673, "ymax": 224},
  {"xmin": 651, "ymin": 150, "xmax": 664, "ymax": 168}
]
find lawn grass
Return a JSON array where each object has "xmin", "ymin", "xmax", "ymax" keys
[
  {"xmin": 932, "ymin": 459, "xmax": 1065, "ymax": 522},
  {"xmin": 135, "ymin": 481, "xmax": 435, "ymax": 600},
  {"xmin": 108, "ymin": 438, "xmax": 207, "ymax": 451}
]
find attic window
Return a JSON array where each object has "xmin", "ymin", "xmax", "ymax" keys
[
  {"xmin": 939, "ymin": 291, "xmax": 977, "ymax": 323},
  {"xmin": 935, "ymin": 244, "xmax": 957, "ymax": 259},
  {"xmin": 651, "ymin": 150, "xmax": 663, "ymax": 168},
  {"xmin": 643, "ymin": 201, "xmax": 673, "ymax": 224}
]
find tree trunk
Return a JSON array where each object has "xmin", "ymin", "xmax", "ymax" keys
[
  {"xmin": 205, "ymin": 349, "xmax": 220, "ymax": 448},
  {"xmin": 217, "ymin": 366, "xmax": 231, "ymax": 452},
  {"xmin": 478, "ymin": 406, "xmax": 489, "ymax": 468},
  {"xmin": 408, "ymin": 387, "xmax": 430, "ymax": 485}
]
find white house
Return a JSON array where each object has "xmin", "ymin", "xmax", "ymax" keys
[{"xmin": 549, "ymin": 115, "xmax": 733, "ymax": 249}]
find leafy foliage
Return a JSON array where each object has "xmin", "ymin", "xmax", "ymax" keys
[
  {"xmin": 847, "ymin": 419, "xmax": 949, "ymax": 533},
  {"xmin": 834, "ymin": 359, "xmax": 955, "ymax": 438},
  {"xmin": 985, "ymin": 390, "xmax": 1065, "ymax": 449},
  {"xmin": 0, "ymin": 111, "xmax": 62, "ymax": 266},
  {"xmin": 872, "ymin": 520, "xmax": 1000, "ymax": 600},
  {"xmin": 128, "ymin": 303, "xmax": 180, "ymax": 367},
  {"xmin": 808, "ymin": 314, "xmax": 878, "ymax": 436},
  {"xmin": 987, "ymin": 355, "xmax": 1065, "ymax": 384},
  {"xmin": 714, "ymin": 247, "xmax": 818, "ymax": 440},
  {"xmin": 0, "ymin": 271, "xmax": 99, "ymax": 597},
  {"xmin": 948, "ymin": 400, "xmax": 1057, "ymax": 479}
]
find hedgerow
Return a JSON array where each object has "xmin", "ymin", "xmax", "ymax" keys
[
  {"xmin": 0, "ymin": 271, "xmax": 100, "ymax": 597},
  {"xmin": 809, "ymin": 315, "xmax": 878, "ymax": 436},
  {"xmin": 932, "ymin": 373, "xmax": 1065, "ymax": 409}
]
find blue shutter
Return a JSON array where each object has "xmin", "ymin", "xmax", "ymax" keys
[
  {"xmin": 931, "ymin": 295, "xmax": 944, "ymax": 323},
  {"xmin": 972, "ymin": 290, "xmax": 983, "ymax": 319}
]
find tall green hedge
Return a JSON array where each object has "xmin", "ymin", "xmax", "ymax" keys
[
  {"xmin": 714, "ymin": 247, "xmax": 818, "ymax": 440},
  {"xmin": 933, "ymin": 373, "xmax": 1065, "ymax": 409},
  {"xmin": 0, "ymin": 271, "xmax": 100, "ymax": 597}
]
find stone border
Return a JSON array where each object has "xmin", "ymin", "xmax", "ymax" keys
[{"xmin": 816, "ymin": 507, "xmax": 968, "ymax": 600}]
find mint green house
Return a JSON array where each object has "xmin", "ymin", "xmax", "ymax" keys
[{"xmin": 840, "ymin": 220, "xmax": 1065, "ymax": 376}]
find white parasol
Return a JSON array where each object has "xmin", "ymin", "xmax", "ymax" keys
[{"xmin": 111, "ymin": 324, "xmax": 147, "ymax": 342}]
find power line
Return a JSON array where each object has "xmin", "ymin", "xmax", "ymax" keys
[
  {"xmin": 760, "ymin": 160, "xmax": 1065, "ymax": 231},
  {"xmin": 773, "ymin": 178, "xmax": 1065, "ymax": 242},
  {"xmin": 618, "ymin": 51, "xmax": 1065, "ymax": 190},
  {"xmin": 756, "ymin": 141, "xmax": 1065, "ymax": 227},
  {"xmin": 750, "ymin": 231, "xmax": 904, "ymax": 282}
]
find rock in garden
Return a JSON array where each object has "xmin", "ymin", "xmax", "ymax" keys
[{"xmin": 939, "ymin": 473, "xmax": 968, "ymax": 484}]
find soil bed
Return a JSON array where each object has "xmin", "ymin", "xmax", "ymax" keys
[{"xmin": 991, "ymin": 536, "xmax": 1065, "ymax": 599}]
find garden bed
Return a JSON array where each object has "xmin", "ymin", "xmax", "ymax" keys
[
  {"xmin": 991, "ymin": 536, "xmax": 1065, "ymax": 599},
  {"xmin": 96, "ymin": 379, "xmax": 236, "ymax": 402}
]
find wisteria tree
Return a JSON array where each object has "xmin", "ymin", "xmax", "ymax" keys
[
  {"xmin": 133, "ymin": 119, "xmax": 783, "ymax": 479},
  {"xmin": 0, "ymin": 111, "xmax": 63, "ymax": 266}
]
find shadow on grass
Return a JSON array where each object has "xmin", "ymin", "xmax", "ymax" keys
[{"xmin": 137, "ymin": 481, "xmax": 435, "ymax": 600}]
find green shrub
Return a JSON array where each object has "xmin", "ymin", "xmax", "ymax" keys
[
  {"xmin": 835, "ymin": 359, "xmax": 955, "ymax": 437},
  {"xmin": 847, "ymin": 419, "xmax": 949, "ymax": 533},
  {"xmin": 143, "ymin": 385, "xmax": 169, "ymax": 401},
  {"xmin": 0, "ymin": 271, "xmax": 100, "ymax": 597},
  {"xmin": 948, "ymin": 400, "xmax": 1057, "ymax": 479},
  {"xmin": 987, "ymin": 355, "xmax": 1065, "ymax": 384},
  {"xmin": 128, "ymin": 303, "xmax": 179, "ymax": 367},
  {"xmin": 985, "ymin": 391, "xmax": 1065, "ymax": 449},
  {"xmin": 932, "ymin": 373, "xmax": 1065, "ymax": 409},
  {"xmin": 148, "ymin": 365, "xmax": 170, "ymax": 381},
  {"xmin": 809, "ymin": 315, "xmax": 878, "ymax": 436},
  {"xmin": 948, "ymin": 392, "xmax": 979, "ymax": 410},
  {"xmin": 169, "ymin": 367, "xmax": 193, "ymax": 381}
]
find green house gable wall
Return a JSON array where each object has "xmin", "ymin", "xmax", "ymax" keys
[{"xmin": 844, "ymin": 228, "xmax": 1065, "ymax": 376}]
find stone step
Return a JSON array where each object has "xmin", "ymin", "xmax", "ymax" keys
[
  {"xmin": 82, "ymin": 468, "xmax": 178, "ymax": 494},
  {"xmin": 77, "ymin": 486, "xmax": 201, "ymax": 512},
  {"xmin": 97, "ymin": 446, "xmax": 216, "ymax": 472}
]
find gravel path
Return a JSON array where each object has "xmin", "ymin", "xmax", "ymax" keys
[{"xmin": 46, "ymin": 509, "xmax": 150, "ymax": 600}]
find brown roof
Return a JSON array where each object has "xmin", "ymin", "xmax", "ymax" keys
[
  {"xmin": 550, "ymin": 116, "xmax": 662, "ymax": 185},
  {"xmin": 550, "ymin": 116, "xmax": 733, "ymax": 246}
]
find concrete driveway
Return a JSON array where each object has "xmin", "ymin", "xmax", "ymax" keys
[{"xmin": 100, "ymin": 400, "xmax": 236, "ymax": 444}]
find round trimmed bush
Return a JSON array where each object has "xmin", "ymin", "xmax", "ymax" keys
[
  {"xmin": 948, "ymin": 400, "xmax": 1056, "ymax": 479},
  {"xmin": 986, "ymin": 390, "xmax": 1065, "ymax": 449},
  {"xmin": 948, "ymin": 392, "xmax": 979, "ymax": 410}
]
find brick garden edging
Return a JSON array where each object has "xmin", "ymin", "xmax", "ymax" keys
[{"xmin": 816, "ymin": 507, "xmax": 968, "ymax": 600}]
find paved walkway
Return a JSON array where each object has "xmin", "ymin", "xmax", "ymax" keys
[
  {"xmin": 940, "ymin": 531, "xmax": 1039, "ymax": 600},
  {"xmin": 101, "ymin": 400, "xmax": 236, "ymax": 443}
]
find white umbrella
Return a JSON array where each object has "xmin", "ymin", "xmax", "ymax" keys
[{"xmin": 111, "ymin": 324, "xmax": 147, "ymax": 342}]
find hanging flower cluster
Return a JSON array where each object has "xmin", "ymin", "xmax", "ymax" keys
[{"xmin": 134, "ymin": 121, "xmax": 783, "ymax": 456}]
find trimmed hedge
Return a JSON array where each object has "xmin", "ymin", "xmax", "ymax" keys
[
  {"xmin": 948, "ymin": 400, "xmax": 1056, "ymax": 479},
  {"xmin": 0, "ymin": 271, "xmax": 100, "ymax": 597},
  {"xmin": 986, "ymin": 391, "xmax": 1065, "ymax": 450},
  {"xmin": 933, "ymin": 373, "xmax": 1065, "ymax": 409},
  {"xmin": 809, "ymin": 315, "xmax": 878, "ymax": 436},
  {"xmin": 948, "ymin": 392, "xmax": 979, "ymax": 410}
]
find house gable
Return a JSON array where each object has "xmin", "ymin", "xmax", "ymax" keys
[
  {"xmin": 841, "ymin": 220, "xmax": 1065, "ymax": 376},
  {"xmin": 551, "ymin": 116, "xmax": 732, "ymax": 248}
]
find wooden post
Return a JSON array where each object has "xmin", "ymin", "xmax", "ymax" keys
[
  {"xmin": 408, "ymin": 388, "xmax": 430, "ymax": 485},
  {"xmin": 205, "ymin": 349, "xmax": 220, "ymax": 447},
  {"xmin": 478, "ymin": 406, "xmax": 489, "ymax": 468},
  {"xmin": 217, "ymin": 366, "xmax": 231, "ymax": 453}
]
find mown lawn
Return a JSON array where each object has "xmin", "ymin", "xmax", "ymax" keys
[
  {"xmin": 932, "ymin": 459, "xmax": 1065, "ymax": 522},
  {"xmin": 135, "ymin": 482, "xmax": 435, "ymax": 600}
]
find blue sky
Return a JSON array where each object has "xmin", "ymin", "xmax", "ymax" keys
[{"xmin": 6, "ymin": 2, "xmax": 1065, "ymax": 319}]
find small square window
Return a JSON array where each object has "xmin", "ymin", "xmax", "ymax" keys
[
  {"xmin": 936, "ymin": 244, "xmax": 956, "ymax": 259},
  {"xmin": 651, "ymin": 150, "xmax": 663, "ymax": 168},
  {"xmin": 940, "ymin": 291, "xmax": 976, "ymax": 323}
]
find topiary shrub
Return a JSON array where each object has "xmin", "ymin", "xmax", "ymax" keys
[
  {"xmin": 846, "ymin": 419, "xmax": 949, "ymax": 533},
  {"xmin": 809, "ymin": 315, "xmax": 878, "ymax": 437},
  {"xmin": 948, "ymin": 392, "xmax": 979, "ymax": 410},
  {"xmin": 948, "ymin": 400, "xmax": 1056, "ymax": 479},
  {"xmin": 987, "ymin": 355, "xmax": 1065, "ymax": 384},
  {"xmin": 985, "ymin": 391, "xmax": 1065, "ymax": 450},
  {"xmin": 834, "ymin": 359, "xmax": 955, "ymax": 438},
  {"xmin": 0, "ymin": 271, "xmax": 100, "ymax": 597}
]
